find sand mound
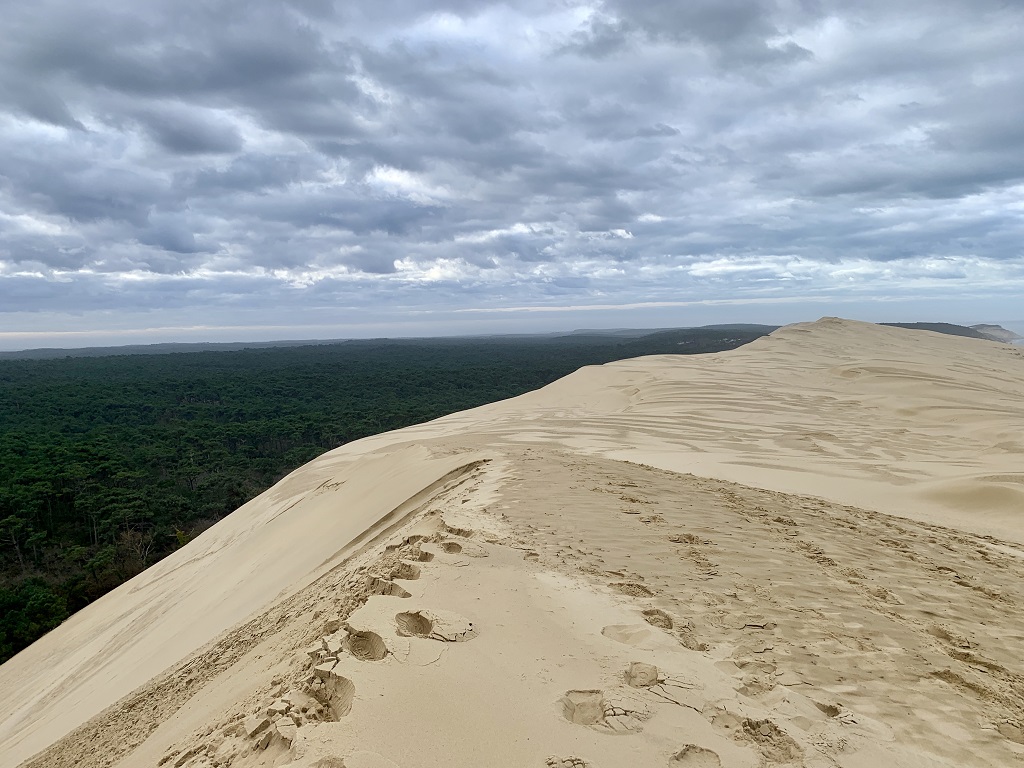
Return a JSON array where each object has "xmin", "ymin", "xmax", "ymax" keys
[{"xmin": 2, "ymin": 318, "xmax": 1023, "ymax": 768}]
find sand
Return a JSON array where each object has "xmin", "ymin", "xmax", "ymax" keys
[{"xmin": 1, "ymin": 317, "xmax": 1022, "ymax": 768}]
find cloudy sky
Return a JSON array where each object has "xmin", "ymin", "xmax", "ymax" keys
[{"xmin": 1, "ymin": 0, "xmax": 1022, "ymax": 349}]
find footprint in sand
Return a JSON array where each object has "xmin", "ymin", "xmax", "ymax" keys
[
  {"xmin": 366, "ymin": 577, "xmax": 412, "ymax": 598},
  {"xmin": 867, "ymin": 585, "xmax": 905, "ymax": 605},
  {"xmin": 609, "ymin": 582, "xmax": 654, "ymax": 597},
  {"xmin": 669, "ymin": 533, "xmax": 708, "ymax": 545},
  {"xmin": 814, "ymin": 701, "xmax": 842, "ymax": 718},
  {"xmin": 638, "ymin": 609, "xmax": 709, "ymax": 652},
  {"xmin": 405, "ymin": 545, "xmax": 435, "ymax": 562},
  {"xmin": 389, "ymin": 561, "xmax": 421, "ymax": 580},
  {"xmin": 602, "ymin": 624, "xmax": 661, "ymax": 646},
  {"xmin": 740, "ymin": 718, "xmax": 803, "ymax": 764},
  {"xmin": 560, "ymin": 689, "xmax": 646, "ymax": 733},
  {"xmin": 669, "ymin": 745, "xmax": 721, "ymax": 767},
  {"xmin": 343, "ymin": 628, "xmax": 389, "ymax": 661},
  {"xmin": 624, "ymin": 662, "xmax": 661, "ymax": 687},
  {"xmin": 623, "ymin": 662, "xmax": 699, "ymax": 707},
  {"xmin": 438, "ymin": 539, "xmax": 489, "ymax": 557},
  {"xmin": 641, "ymin": 608, "xmax": 673, "ymax": 629},
  {"xmin": 707, "ymin": 709, "xmax": 802, "ymax": 764},
  {"xmin": 442, "ymin": 519, "xmax": 476, "ymax": 538},
  {"xmin": 734, "ymin": 674, "xmax": 775, "ymax": 697},
  {"xmin": 395, "ymin": 611, "xmax": 433, "ymax": 637},
  {"xmin": 395, "ymin": 609, "xmax": 477, "ymax": 642},
  {"xmin": 319, "ymin": 673, "xmax": 355, "ymax": 719},
  {"xmin": 728, "ymin": 653, "xmax": 778, "ymax": 697}
]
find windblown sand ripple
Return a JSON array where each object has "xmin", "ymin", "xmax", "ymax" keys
[{"xmin": 1, "ymin": 318, "xmax": 1022, "ymax": 768}]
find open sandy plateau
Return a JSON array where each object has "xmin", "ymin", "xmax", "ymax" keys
[{"xmin": 2, "ymin": 317, "xmax": 1024, "ymax": 768}]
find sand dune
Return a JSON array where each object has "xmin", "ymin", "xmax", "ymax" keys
[{"xmin": 1, "ymin": 317, "xmax": 1023, "ymax": 768}]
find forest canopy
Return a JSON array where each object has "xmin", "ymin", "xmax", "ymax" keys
[{"xmin": 0, "ymin": 328, "xmax": 770, "ymax": 662}]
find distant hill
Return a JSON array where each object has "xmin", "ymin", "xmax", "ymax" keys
[
  {"xmin": 4, "ymin": 321, "xmax": 1014, "ymax": 361},
  {"xmin": 0, "ymin": 325, "xmax": 781, "ymax": 360},
  {"xmin": 566, "ymin": 324, "xmax": 780, "ymax": 338},
  {"xmin": 970, "ymin": 324, "xmax": 1023, "ymax": 343},
  {"xmin": 0, "ymin": 338, "xmax": 351, "ymax": 360},
  {"xmin": 880, "ymin": 322, "xmax": 995, "ymax": 340}
]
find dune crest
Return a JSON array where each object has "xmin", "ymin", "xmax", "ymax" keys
[{"xmin": 1, "ymin": 318, "xmax": 1022, "ymax": 768}]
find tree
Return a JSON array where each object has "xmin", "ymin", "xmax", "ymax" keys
[
  {"xmin": 0, "ymin": 516, "xmax": 29, "ymax": 574},
  {"xmin": 0, "ymin": 580, "xmax": 68, "ymax": 660}
]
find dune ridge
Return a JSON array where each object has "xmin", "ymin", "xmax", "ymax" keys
[{"xmin": 1, "ymin": 317, "xmax": 1023, "ymax": 768}]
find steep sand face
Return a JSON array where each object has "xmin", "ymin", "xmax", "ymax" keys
[
  {"xmin": 385, "ymin": 317, "xmax": 1024, "ymax": 542},
  {"xmin": 595, "ymin": 317, "xmax": 1024, "ymax": 542},
  {"xmin": 1, "ymin": 318, "xmax": 1023, "ymax": 768},
  {"xmin": 0, "ymin": 446, "xmax": 485, "ymax": 768}
]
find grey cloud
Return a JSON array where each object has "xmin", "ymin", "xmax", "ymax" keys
[
  {"xmin": 184, "ymin": 154, "xmax": 312, "ymax": 195},
  {"xmin": 136, "ymin": 213, "xmax": 213, "ymax": 256},
  {"xmin": 245, "ymin": 189, "xmax": 444, "ymax": 237},
  {"xmin": 635, "ymin": 124, "xmax": 681, "ymax": 138},
  {"xmin": 138, "ymin": 106, "xmax": 244, "ymax": 155},
  {"xmin": 16, "ymin": 2, "xmax": 329, "ymax": 98},
  {"xmin": 580, "ymin": 0, "xmax": 816, "ymax": 67},
  {"xmin": 559, "ymin": 15, "xmax": 633, "ymax": 59},
  {"xmin": 19, "ymin": 165, "xmax": 157, "ymax": 226},
  {"xmin": 0, "ymin": 0, "xmax": 1022, "ymax": 338},
  {"xmin": 338, "ymin": 251, "xmax": 398, "ymax": 275},
  {"xmin": 0, "ymin": 83, "xmax": 85, "ymax": 129},
  {"xmin": 618, "ymin": 0, "xmax": 780, "ymax": 44}
]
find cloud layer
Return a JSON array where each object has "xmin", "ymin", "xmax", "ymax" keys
[{"xmin": 1, "ymin": 0, "xmax": 1022, "ymax": 346}]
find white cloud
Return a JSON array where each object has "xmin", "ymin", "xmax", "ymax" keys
[{"xmin": 0, "ymin": 0, "xmax": 1021, "ymax": 344}]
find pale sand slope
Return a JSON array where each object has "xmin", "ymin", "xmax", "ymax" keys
[
  {"xmin": 450, "ymin": 316, "xmax": 1024, "ymax": 544},
  {"xmin": 295, "ymin": 317, "xmax": 1024, "ymax": 543},
  {"xmin": 1, "ymin": 317, "xmax": 1023, "ymax": 768}
]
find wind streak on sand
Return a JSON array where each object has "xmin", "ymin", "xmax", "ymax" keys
[{"xmin": 1, "ymin": 318, "xmax": 1023, "ymax": 768}]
